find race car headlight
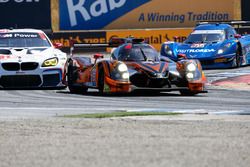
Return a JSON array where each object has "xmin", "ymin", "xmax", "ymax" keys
[
  {"xmin": 42, "ymin": 58, "xmax": 58, "ymax": 67},
  {"xmin": 122, "ymin": 72, "xmax": 129, "ymax": 79},
  {"xmin": 186, "ymin": 72, "xmax": 194, "ymax": 79},
  {"xmin": 217, "ymin": 43, "xmax": 231, "ymax": 55},
  {"xmin": 117, "ymin": 63, "xmax": 128, "ymax": 72},
  {"xmin": 187, "ymin": 63, "xmax": 196, "ymax": 71},
  {"xmin": 184, "ymin": 61, "xmax": 201, "ymax": 81},
  {"xmin": 111, "ymin": 62, "xmax": 129, "ymax": 81},
  {"xmin": 165, "ymin": 45, "xmax": 173, "ymax": 56},
  {"xmin": 166, "ymin": 50, "xmax": 173, "ymax": 55},
  {"xmin": 217, "ymin": 49, "xmax": 224, "ymax": 54}
]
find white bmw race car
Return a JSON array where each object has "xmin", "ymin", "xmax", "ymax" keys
[{"xmin": 0, "ymin": 29, "xmax": 67, "ymax": 89}]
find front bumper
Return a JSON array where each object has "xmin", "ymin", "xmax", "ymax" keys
[
  {"xmin": 104, "ymin": 76, "xmax": 207, "ymax": 94},
  {"xmin": 0, "ymin": 68, "xmax": 65, "ymax": 89},
  {"xmin": 197, "ymin": 53, "xmax": 236, "ymax": 69}
]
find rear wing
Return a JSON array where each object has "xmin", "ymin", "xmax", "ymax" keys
[
  {"xmin": 197, "ymin": 21, "xmax": 250, "ymax": 33},
  {"xmin": 70, "ymin": 37, "xmax": 146, "ymax": 56},
  {"xmin": 197, "ymin": 21, "xmax": 250, "ymax": 26}
]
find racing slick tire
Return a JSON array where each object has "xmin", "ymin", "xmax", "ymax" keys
[
  {"xmin": 234, "ymin": 45, "xmax": 241, "ymax": 68},
  {"xmin": 98, "ymin": 66, "xmax": 105, "ymax": 95},
  {"xmin": 179, "ymin": 90, "xmax": 198, "ymax": 96},
  {"xmin": 67, "ymin": 61, "xmax": 88, "ymax": 94}
]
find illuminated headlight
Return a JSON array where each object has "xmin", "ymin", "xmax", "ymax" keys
[
  {"xmin": 117, "ymin": 63, "xmax": 128, "ymax": 72},
  {"xmin": 217, "ymin": 49, "xmax": 224, "ymax": 54},
  {"xmin": 42, "ymin": 58, "xmax": 58, "ymax": 67},
  {"xmin": 187, "ymin": 63, "xmax": 196, "ymax": 71},
  {"xmin": 186, "ymin": 72, "xmax": 194, "ymax": 79},
  {"xmin": 165, "ymin": 45, "xmax": 173, "ymax": 56},
  {"xmin": 217, "ymin": 43, "xmax": 231, "ymax": 55},
  {"xmin": 167, "ymin": 50, "xmax": 173, "ymax": 55},
  {"xmin": 122, "ymin": 72, "xmax": 129, "ymax": 79}
]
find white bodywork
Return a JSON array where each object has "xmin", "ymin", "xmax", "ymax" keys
[{"xmin": 0, "ymin": 29, "xmax": 67, "ymax": 88}]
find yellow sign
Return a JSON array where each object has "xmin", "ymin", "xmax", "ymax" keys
[
  {"xmin": 106, "ymin": 28, "xmax": 193, "ymax": 51},
  {"xmin": 104, "ymin": 0, "xmax": 237, "ymax": 29}
]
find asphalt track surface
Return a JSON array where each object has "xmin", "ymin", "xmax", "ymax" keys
[
  {"xmin": 0, "ymin": 66, "xmax": 250, "ymax": 119},
  {"xmin": 1, "ymin": 66, "xmax": 250, "ymax": 167}
]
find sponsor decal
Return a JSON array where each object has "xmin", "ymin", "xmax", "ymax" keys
[
  {"xmin": 188, "ymin": 54, "xmax": 198, "ymax": 58},
  {"xmin": 177, "ymin": 49, "xmax": 216, "ymax": 53},
  {"xmin": 0, "ymin": 55, "xmax": 11, "ymax": 59},
  {"xmin": 59, "ymin": 0, "xmax": 150, "ymax": 30},
  {"xmin": 0, "ymin": 34, "xmax": 12, "ymax": 38},
  {"xmin": 0, "ymin": 33, "xmax": 39, "ymax": 38},
  {"xmin": 192, "ymin": 30, "xmax": 224, "ymax": 34},
  {"xmin": 49, "ymin": 31, "xmax": 107, "ymax": 52}
]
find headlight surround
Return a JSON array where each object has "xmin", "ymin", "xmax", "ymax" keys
[
  {"xmin": 111, "ymin": 62, "xmax": 129, "ymax": 81},
  {"xmin": 217, "ymin": 43, "xmax": 231, "ymax": 55},
  {"xmin": 184, "ymin": 61, "xmax": 201, "ymax": 81},
  {"xmin": 164, "ymin": 45, "xmax": 173, "ymax": 56},
  {"xmin": 42, "ymin": 57, "xmax": 58, "ymax": 67}
]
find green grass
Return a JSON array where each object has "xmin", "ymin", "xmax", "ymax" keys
[{"xmin": 64, "ymin": 112, "xmax": 179, "ymax": 118}]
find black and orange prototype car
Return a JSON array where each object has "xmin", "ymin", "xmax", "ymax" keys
[{"xmin": 67, "ymin": 38, "xmax": 207, "ymax": 95}]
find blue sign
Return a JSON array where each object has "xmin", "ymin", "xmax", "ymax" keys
[
  {"xmin": 0, "ymin": 0, "xmax": 51, "ymax": 29},
  {"xmin": 59, "ymin": 0, "xmax": 151, "ymax": 30}
]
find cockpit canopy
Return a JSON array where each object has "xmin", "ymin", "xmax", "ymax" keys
[
  {"xmin": 185, "ymin": 30, "xmax": 225, "ymax": 44},
  {"xmin": 112, "ymin": 43, "xmax": 159, "ymax": 62}
]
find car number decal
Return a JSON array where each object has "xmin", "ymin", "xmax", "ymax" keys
[{"xmin": 191, "ymin": 44, "xmax": 205, "ymax": 48}]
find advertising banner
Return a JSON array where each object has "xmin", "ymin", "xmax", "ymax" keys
[
  {"xmin": 59, "ymin": 0, "xmax": 235, "ymax": 30},
  {"xmin": 106, "ymin": 28, "xmax": 192, "ymax": 51},
  {"xmin": 50, "ymin": 27, "xmax": 250, "ymax": 53},
  {"xmin": 0, "ymin": 0, "xmax": 51, "ymax": 29},
  {"xmin": 50, "ymin": 31, "xmax": 106, "ymax": 52}
]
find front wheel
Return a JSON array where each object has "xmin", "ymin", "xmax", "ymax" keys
[
  {"xmin": 234, "ymin": 46, "xmax": 241, "ymax": 68},
  {"xmin": 67, "ymin": 62, "xmax": 88, "ymax": 94},
  {"xmin": 98, "ymin": 66, "xmax": 105, "ymax": 94}
]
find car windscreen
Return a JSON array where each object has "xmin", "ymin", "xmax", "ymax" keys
[
  {"xmin": 0, "ymin": 32, "xmax": 51, "ymax": 48},
  {"xmin": 185, "ymin": 32, "xmax": 225, "ymax": 44},
  {"xmin": 118, "ymin": 44, "xmax": 159, "ymax": 62}
]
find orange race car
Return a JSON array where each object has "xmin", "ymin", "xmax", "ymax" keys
[{"xmin": 67, "ymin": 38, "xmax": 207, "ymax": 95}]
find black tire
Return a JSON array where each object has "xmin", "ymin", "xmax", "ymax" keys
[
  {"xmin": 180, "ymin": 90, "xmax": 198, "ymax": 96},
  {"xmin": 234, "ymin": 46, "xmax": 241, "ymax": 68},
  {"xmin": 98, "ymin": 66, "xmax": 105, "ymax": 94},
  {"xmin": 67, "ymin": 61, "xmax": 87, "ymax": 94}
]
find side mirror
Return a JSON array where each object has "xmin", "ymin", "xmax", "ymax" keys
[
  {"xmin": 53, "ymin": 42, "xmax": 63, "ymax": 49},
  {"xmin": 234, "ymin": 34, "xmax": 241, "ymax": 39},
  {"xmin": 177, "ymin": 54, "xmax": 187, "ymax": 60},
  {"xmin": 93, "ymin": 53, "xmax": 104, "ymax": 64}
]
